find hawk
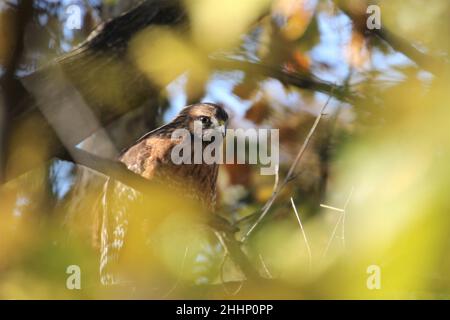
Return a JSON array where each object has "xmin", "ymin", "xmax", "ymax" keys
[{"xmin": 98, "ymin": 102, "xmax": 229, "ymax": 285}]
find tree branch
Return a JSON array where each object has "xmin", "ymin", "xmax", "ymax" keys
[
  {"xmin": 242, "ymin": 94, "xmax": 333, "ymax": 242},
  {"xmin": 336, "ymin": 1, "xmax": 448, "ymax": 75},
  {"xmin": 212, "ymin": 58, "xmax": 354, "ymax": 103},
  {"xmin": 0, "ymin": 0, "xmax": 34, "ymax": 182}
]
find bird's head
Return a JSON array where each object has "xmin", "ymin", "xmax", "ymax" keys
[{"xmin": 177, "ymin": 102, "xmax": 229, "ymax": 140}]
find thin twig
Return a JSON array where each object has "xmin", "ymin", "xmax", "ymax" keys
[
  {"xmin": 320, "ymin": 213, "xmax": 343, "ymax": 262},
  {"xmin": 341, "ymin": 187, "xmax": 354, "ymax": 249},
  {"xmin": 320, "ymin": 187, "xmax": 354, "ymax": 261},
  {"xmin": 233, "ymin": 165, "xmax": 279, "ymax": 227},
  {"xmin": 242, "ymin": 94, "xmax": 334, "ymax": 242},
  {"xmin": 162, "ymin": 246, "xmax": 189, "ymax": 298},
  {"xmin": 215, "ymin": 231, "xmax": 245, "ymax": 296},
  {"xmin": 258, "ymin": 254, "xmax": 273, "ymax": 278},
  {"xmin": 335, "ymin": 1, "xmax": 448, "ymax": 75},
  {"xmin": 319, "ymin": 204, "xmax": 345, "ymax": 212},
  {"xmin": 272, "ymin": 164, "xmax": 280, "ymax": 193},
  {"xmin": 212, "ymin": 59, "xmax": 352, "ymax": 102},
  {"xmin": 219, "ymin": 254, "xmax": 244, "ymax": 296},
  {"xmin": 290, "ymin": 197, "xmax": 312, "ymax": 272}
]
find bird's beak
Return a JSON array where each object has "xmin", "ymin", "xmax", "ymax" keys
[
  {"xmin": 217, "ymin": 125, "xmax": 226, "ymax": 137},
  {"xmin": 217, "ymin": 121, "xmax": 227, "ymax": 137}
]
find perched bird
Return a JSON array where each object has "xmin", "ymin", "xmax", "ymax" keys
[{"xmin": 98, "ymin": 102, "xmax": 229, "ymax": 285}]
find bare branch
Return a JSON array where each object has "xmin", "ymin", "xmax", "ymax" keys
[
  {"xmin": 290, "ymin": 197, "xmax": 312, "ymax": 272},
  {"xmin": 162, "ymin": 246, "xmax": 189, "ymax": 298},
  {"xmin": 336, "ymin": 1, "xmax": 448, "ymax": 75},
  {"xmin": 214, "ymin": 231, "xmax": 245, "ymax": 296},
  {"xmin": 320, "ymin": 187, "xmax": 354, "ymax": 260},
  {"xmin": 258, "ymin": 254, "xmax": 273, "ymax": 279},
  {"xmin": 242, "ymin": 94, "xmax": 333, "ymax": 242},
  {"xmin": 214, "ymin": 230, "xmax": 261, "ymax": 281},
  {"xmin": 341, "ymin": 187, "xmax": 354, "ymax": 249},
  {"xmin": 320, "ymin": 213, "xmax": 343, "ymax": 263},
  {"xmin": 319, "ymin": 204, "xmax": 345, "ymax": 212},
  {"xmin": 212, "ymin": 59, "xmax": 353, "ymax": 103}
]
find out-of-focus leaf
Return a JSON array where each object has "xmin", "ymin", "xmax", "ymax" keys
[{"xmin": 245, "ymin": 98, "xmax": 271, "ymax": 124}]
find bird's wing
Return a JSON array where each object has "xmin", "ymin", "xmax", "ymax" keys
[
  {"xmin": 98, "ymin": 135, "xmax": 177, "ymax": 284},
  {"xmin": 118, "ymin": 121, "xmax": 176, "ymax": 156},
  {"xmin": 119, "ymin": 136, "xmax": 178, "ymax": 179}
]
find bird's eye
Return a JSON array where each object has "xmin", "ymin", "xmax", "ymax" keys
[{"xmin": 199, "ymin": 116, "xmax": 211, "ymax": 126}]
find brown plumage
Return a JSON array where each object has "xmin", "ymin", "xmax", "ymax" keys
[{"xmin": 98, "ymin": 103, "xmax": 229, "ymax": 285}]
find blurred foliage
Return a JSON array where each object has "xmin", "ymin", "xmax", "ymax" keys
[{"xmin": 0, "ymin": 0, "xmax": 449, "ymax": 299}]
